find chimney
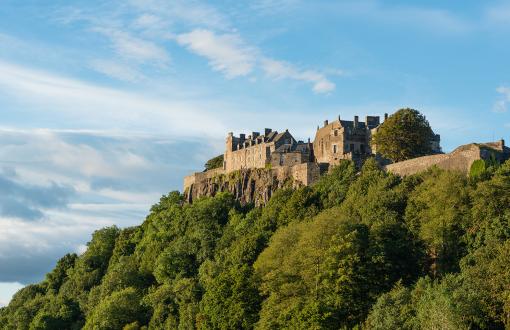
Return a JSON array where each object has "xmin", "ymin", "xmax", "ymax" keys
[
  {"xmin": 384, "ymin": 113, "xmax": 388, "ymax": 120},
  {"xmin": 239, "ymin": 133, "xmax": 246, "ymax": 141},
  {"xmin": 252, "ymin": 132, "xmax": 260, "ymax": 139},
  {"xmin": 308, "ymin": 137, "xmax": 311, "ymax": 143},
  {"xmin": 338, "ymin": 115, "xmax": 341, "ymax": 122},
  {"xmin": 501, "ymin": 139, "xmax": 505, "ymax": 148},
  {"xmin": 324, "ymin": 120, "xmax": 329, "ymax": 127},
  {"xmin": 354, "ymin": 116, "xmax": 359, "ymax": 128},
  {"xmin": 264, "ymin": 128, "xmax": 272, "ymax": 135},
  {"xmin": 317, "ymin": 125, "xmax": 319, "ymax": 131}
]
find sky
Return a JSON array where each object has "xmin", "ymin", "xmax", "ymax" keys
[{"xmin": 1, "ymin": 0, "xmax": 510, "ymax": 306}]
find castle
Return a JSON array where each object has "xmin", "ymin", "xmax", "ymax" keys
[
  {"xmin": 222, "ymin": 113, "xmax": 441, "ymax": 172},
  {"xmin": 183, "ymin": 113, "xmax": 442, "ymax": 199}
]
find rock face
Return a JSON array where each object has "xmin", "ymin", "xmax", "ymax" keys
[
  {"xmin": 184, "ymin": 168, "xmax": 288, "ymax": 206},
  {"xmin": 183, "ymin": 163, "xmax": 326, "ymax": 206}
]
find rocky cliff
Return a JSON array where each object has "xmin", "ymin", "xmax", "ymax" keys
[
  {"xmin": 184, "ymin": 168, "xmax": 288, "ymax": 206},
  {"xmin": 183, "ymin": 163, "xmax": 325, "ymax": 206}
]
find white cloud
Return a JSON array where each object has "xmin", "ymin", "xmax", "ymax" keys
[
  {"xmin": 90, "ymin": 59, "xmax": 145, "ymax": 82},
  {"xmin": 175, "ymin": 29, "xmax": 336, "ymax": 92},
  {"xmin": 262, "ymin": 58, "xmax": 335, "ymax": 93},
  {"xmin": 176, "ymin": 29, "xmax": 256, "ymax": 78},
  {"xmin": 0, "ymin": 127, "xmax": 213, "ymax": 290},
  {"xmin": 0, "ymin": 60, "xmax": 226, "ymax": 137},
  {"xmin": 0, "ymin": 282, "xmax": 24, "ymax": 307},
  {"xmin": 494, "ymin": 86, "xmax": 510, "ymax": 113},
  {"xmin": 94, "ymin": 28, "xmax": 170, "ymax": 66}
]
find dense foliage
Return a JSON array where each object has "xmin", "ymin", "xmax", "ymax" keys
[
  {"xmin": 372, "ymin": 108, "xmax": 434, "ymax": 162},
  {"xmin": 2, "ymin": 158, "xmax": 510, "ymax": 329},
  {"xmin": 204, "ymin": 155, "xmax": 224, "ymax": 171}
]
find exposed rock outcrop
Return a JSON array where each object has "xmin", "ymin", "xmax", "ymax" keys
[
  {"xmin": 183, "ymin": 163, "xmax": 326, "ymax": 206},
  {"xmin": 184, "ymin": 168, "xmax": 285, "ymax": 206}
]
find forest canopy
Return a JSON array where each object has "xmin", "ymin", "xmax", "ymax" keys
[{"xmin": 2, "ymin": 158, "xmax": 510, "ymax": 329}]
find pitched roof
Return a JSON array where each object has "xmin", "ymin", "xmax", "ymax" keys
[{"xmin": 265, "ymin": 131, "xmax": 278, "ymax": 142}]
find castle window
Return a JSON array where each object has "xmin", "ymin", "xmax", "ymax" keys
[
  {"xmin": 333, "ymin": 145, "xmax": 337, "ymax": 154},
  {"xmin": 350, "ymin": 144, "xmax": 355, "ymax": 152},
  {"xmin": 334, "ymin": 130, "xmax": 338, "ymax": 136},
  {"xmin": 360, "ymin": 144, "xmax": 365, "ymax": 153}
]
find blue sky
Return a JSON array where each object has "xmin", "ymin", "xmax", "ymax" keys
[{"xmin": 1, "ymin": 0, "xmax": 510, "ymax": 305}]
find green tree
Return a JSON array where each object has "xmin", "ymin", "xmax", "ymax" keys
[
  {"xmin": 205, "ymin": 155, "xmax": 224, "ymax": 171},
  {"xmin": 364, "ymin": 282, "xmax": 414, "ymax": 330},
  {"xmin": 83, "ymin": 287, "xmax": 147, "ymax": 330},
  {"xmin": 372, "ymin": 108, "xmax": 435, "ymax": 162},
  {"xmin": 313, "ymin": 160, "xmax": 357, "ymax": 209},
  {"xmin": 45, "ymin": 254, "xmax": 77, "ymax": 293},
  {"xmin": 405, "ymin": 168, "xmax": 470, "ymax": 276}
]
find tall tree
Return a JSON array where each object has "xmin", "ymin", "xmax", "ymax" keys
[{"xmin": 372, "ymin": 108, "xmax": 434, "ymax": 162}]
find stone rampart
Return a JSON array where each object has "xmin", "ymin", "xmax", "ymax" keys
[{"xmin": 384, "ymin": 143, "xmax": 503, "ymax": 176}]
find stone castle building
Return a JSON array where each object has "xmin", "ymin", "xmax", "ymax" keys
[
  {"xmin": 223, "ymin": 113, "xmax": 441, "ymax": 172},
  {"xmin": 184, "ymin": 113, "xmax": 444, "ymax": 199},
  {"xmin": 313, "ymin": 115, "xmax": 381, "ymax": 166},
  {"xmin": 224, "ymin": 128, "xmax": 313, "ymax": 172}
]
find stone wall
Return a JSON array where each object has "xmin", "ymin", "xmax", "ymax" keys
[
  {"xmin": 385, "ymin": 143, "xmax": 508, "ymax": 176},
  {"xmin": 270, "ymin": 151, "xmax": 307, "ymax": 168}
]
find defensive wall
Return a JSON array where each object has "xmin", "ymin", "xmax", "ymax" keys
[{"xmin": 385, "ymin": 141, "xmax": 509, "ymax": 176}]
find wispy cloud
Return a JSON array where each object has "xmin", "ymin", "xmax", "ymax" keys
[
  {"xmin": 0, "ymin": 60, "xmax": 226, "ymax": 137},
  {"xmin": 176, "ymin": 29, "xmax": 256, "ymax": 78},
  {"xmin": 175, "ymin": 29, "xmax": 336, "ymax": 92},
  {"xmin": 93, "ymin": 27, "xmax": 170, "ymax": 66},
  {"xmin": 53, "ymin": 1, "xmax": 336, "ymax": 93},
  {"xmin": 494, "ymin": 86, "xmax": 510, "ymax": 113},
  {"xmin": 89, "ymin": 59, "xmax": 145, "ymax": 82},
  {"xmin": 262, "ymin": 58, "xmax": 335, "ymax": 94}
]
